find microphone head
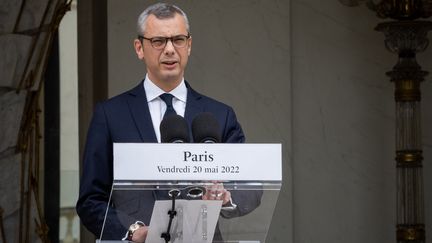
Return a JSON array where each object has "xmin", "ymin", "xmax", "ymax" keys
[
  {"xmin": 191, "ymin": 112, "xmax": 221, "ymax": 143},
  {"xmin": 160, "ymin": 115, "xmax": 190, "ymax": 143}
]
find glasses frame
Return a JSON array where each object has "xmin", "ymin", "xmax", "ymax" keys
[{"xmin": 138, "ymin": 34, "xmax": 191, "ymax": 50}]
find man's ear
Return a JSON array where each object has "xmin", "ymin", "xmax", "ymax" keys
[
  {"xmin": 134, "ymin": 39, "xmax": 144, "ymax": 60},
  {"xmin": 187, "ymin": 36, "xmax": 192, "ymax": 56}
]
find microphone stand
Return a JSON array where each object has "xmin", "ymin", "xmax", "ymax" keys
[{"xmin": 161, "ymin": 189, "xmax": 180, "ymax": 243}]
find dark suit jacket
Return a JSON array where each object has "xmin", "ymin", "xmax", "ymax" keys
[{"xmin": 76, "ymin": 81, "xmax": 261, "ymax": 240}]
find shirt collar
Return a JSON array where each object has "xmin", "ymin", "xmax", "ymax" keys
[{"xmin": 143, "ymin": 74, "xmax": 187, "ymax": 103}]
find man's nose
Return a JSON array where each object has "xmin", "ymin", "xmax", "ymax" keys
[{"xmin": 163, "ymin": 39, "xmax": 176, "ymax": 55}]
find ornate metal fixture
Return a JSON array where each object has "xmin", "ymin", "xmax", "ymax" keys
[
  {"xmin": 376, "ymin": 20, "xmax": 432, "ymax": 243},
  {"xmin": 340, "ymin": 1, "xmax": 432, "ymax": 242},
  {"xmin": 339, "ymin": 0, "xmax": 432, "ymax": 19}
]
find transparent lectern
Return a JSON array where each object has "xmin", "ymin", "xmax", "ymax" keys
[{"xmin": 99, "ymin": 143, "xmax": 282, "ymax": 243}]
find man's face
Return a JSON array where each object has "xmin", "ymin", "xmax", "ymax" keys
[{"xmin": 134, "ymin": 13, "xmax": 192, "ymax": 90}]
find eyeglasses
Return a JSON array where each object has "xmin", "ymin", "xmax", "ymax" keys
[{"xmin": 138, "ymin": 34, "xmax": 190, "ymax": 50}]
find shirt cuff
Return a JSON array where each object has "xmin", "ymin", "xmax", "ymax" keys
[{"xmin": 221, "ymin": 198, "xmax": 237, "ymax": 211}]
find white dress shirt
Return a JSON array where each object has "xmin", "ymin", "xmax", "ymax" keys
[{"xmin": 143, "ymin": 74, "xmax": 187, "ymax": 142}]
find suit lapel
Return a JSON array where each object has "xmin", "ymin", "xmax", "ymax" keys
[
  {"xmin": 184, "ymin": 81, "xmax": 204, "ymax": 125},
  {"xmin": 126, "ymin": 82, "xmax": 157, "ymax": 142},
  {"xmin": 184, "ymin": 82, "xmax": 206, "ymax": 142}
]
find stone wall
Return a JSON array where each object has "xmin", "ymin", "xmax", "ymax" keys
[{"xmin": 106, "ymin": 1, "xmax": 432, "ymax": 243}]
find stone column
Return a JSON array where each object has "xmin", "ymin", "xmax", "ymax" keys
[{"xmin": 77, "ymin": 0, "xmax": 108, "ymax": 242}]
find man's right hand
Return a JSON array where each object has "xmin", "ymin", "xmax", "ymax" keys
[{"xmin": 131, "ymin": 226, "xmax": 148, "ymax": 243}]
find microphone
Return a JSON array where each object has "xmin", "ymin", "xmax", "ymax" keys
[
  {"xmin": 160, "ymin": 115, "xmax": 190, "ymax": 143},
  {"xmin": 160, "ymin": 114, "xmax": 207, "ymax": 199},
  {"xmin": 191, "ymin": 112, "xmax": 221, "ymax": 143}
]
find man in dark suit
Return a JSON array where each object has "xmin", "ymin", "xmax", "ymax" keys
[{"xmin": 76, "ymin": 3, "xmax": 261, "ymax": 242}]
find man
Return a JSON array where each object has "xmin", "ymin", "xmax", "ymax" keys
[{"xmin": 76, "ymin": 3, "xmax": 261, "ymax": 242}]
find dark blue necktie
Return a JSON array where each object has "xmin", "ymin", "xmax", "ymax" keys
[{"xmin": 159, "ymin": 93, "xmax": 177, "ymax": 119}]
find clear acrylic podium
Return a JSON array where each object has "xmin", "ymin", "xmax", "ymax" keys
[{"xmin": 98, "ymin": 143, "xmax": 282, "ymax": 243}]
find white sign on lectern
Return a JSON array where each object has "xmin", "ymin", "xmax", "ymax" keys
[{"xmin": 113, "ymin": 143, "xmax": 282, "ymax": 181}]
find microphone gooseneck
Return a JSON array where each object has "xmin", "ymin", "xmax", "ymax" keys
[
  {"xmin": 160, "ymin": 114, "xmax": 191, "ymax": 143},
  {"xmin": 191, "ymin": 112, "xmax": 221, "ymax": 143},
  {"xmin": 161, "ymin": 189, "xmax": 180, "ymax": 243},
  {"xmin": 159, "ymin": 115, "xmax": 196, "ymax": 242}
]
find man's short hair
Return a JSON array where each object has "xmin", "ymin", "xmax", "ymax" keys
[{"xmin": 137, "ymin": 3, "xmax": 190, "ymax": 35}]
